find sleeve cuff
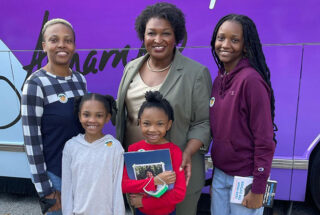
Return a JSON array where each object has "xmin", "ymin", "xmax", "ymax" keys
[
  {"xmin": 251, "ymin": 176, "xmax": 268, "ymax": 194},
  {"xmin": 39, "ymin": 187, "xmax": 55, "ymax": 198},
  {"xmin": 187, "ymin": 124, "xmax": 211, "ymax": 149}
]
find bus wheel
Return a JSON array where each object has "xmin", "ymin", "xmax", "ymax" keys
[{"xmin": 310, "ymin": 149, "xmax": 320, "ymax": 210}]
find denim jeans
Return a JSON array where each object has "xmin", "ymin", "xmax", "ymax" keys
[
  {"xmin": 46, "ymin": 171, "xmax": 62, "ymax": 215},
  {"xmin": 211, "ymin": 168, "xmax": 264, "ymax": 215}
]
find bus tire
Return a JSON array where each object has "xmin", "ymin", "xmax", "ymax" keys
[{"xmin": 310, "ymin": 148, "xmax": 320, "ymax": 210}]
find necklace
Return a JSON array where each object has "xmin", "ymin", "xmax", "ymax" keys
[{"xmin": 147, "ymin": 57, "xmax": 172, "ymax": 72}]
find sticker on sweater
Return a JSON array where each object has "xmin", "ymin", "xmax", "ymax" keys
[
  {"xmin": 209, "ymin": 97, "xmax": 215, "ymax": 107},
  {"xmin": 258, "ymin": 167, "xmax": 264, "ymax": 172},
  {"xmin": 58, "ymin": 93, "xmax": 68, "ymax": 103},
  {"xmin": 105, "ymin": 140, "xmax": 113, "ymax": 147}
]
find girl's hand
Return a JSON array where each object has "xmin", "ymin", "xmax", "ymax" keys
[
  {"xmin": 46, "ymin": 191, "xmax": 61, "ymax": 212},
  {"xmin": 241, "ymin": 191, "xmax": 263, "ymax": 209},
  {"xmin": 129, "ymin": 194, "xmax": 143, "ymax": 208},
  {"xmin": 155, "ymin": 171, "xmax": 176, "ymax": 185}
]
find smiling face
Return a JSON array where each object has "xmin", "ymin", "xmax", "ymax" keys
[
  {"xmin": 139, "ymin": 107, "xmax": 172, "ymax": 145},
  {"xmin": 215, "ymin": 20, "xmax": 245, "ymax": 72},
  {"xmin": 146, "ymin": 171, "xmax": 154, "ymax": 178},
  {"xmin": 79, "ymin": 100, "xmax": 110, "ymax": 142},
  {"xmin": 42, "ymin": 23, "xmax": 75, "ymax": 66},
  {"xmin": 144, "ymin": 17, "xmax": 176, "ymax": 61}
]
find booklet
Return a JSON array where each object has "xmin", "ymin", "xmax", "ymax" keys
[
  {"xmin": 230, "ymin": 176, "xmax": 277, "ymax": 208},
  {"xmin": 124, "ymin": 149, "xmax": 174, "ymax": 190}
]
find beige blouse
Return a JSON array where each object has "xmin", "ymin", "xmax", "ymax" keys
[{"xmin": 124, "ymin": 72, "xmax": 165, "ymax": 149}]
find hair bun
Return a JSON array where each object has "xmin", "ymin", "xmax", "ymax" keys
[
  {"xmin": 138, "ymin": 91, "xmax": 174, "ymax": 122},
  {"xmin": 145, "ymin": 91, "xmax": 163, "ymax": 102}
]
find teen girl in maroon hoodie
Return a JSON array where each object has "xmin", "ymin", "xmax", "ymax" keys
[{"xmin": 209, "ymin": 14, "xmax": 277, "ymax": 215}]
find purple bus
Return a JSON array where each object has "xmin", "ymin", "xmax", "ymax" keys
[{"xmin": 1, "ymin": 0, "xmax": 319, "ymax": 212}]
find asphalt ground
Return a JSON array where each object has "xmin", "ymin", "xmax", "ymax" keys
[
  {"xmin": 197, "ymin": 194, "xmax": 320, "ymax": 215},
  {"xmin": 0, "ymin": 193, "xmax": 132, "ymax": 215},
  {"xmin": 1, "ymin": 193, "xmax": 319, "ymax": 215}
]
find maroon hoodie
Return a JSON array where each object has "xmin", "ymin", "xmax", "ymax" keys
[{"xmin": 210, "ymin": 58, "xmax": 275, "ymax": 194}]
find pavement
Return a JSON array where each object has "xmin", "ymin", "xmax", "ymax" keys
[
  {"xmin": 1, "ymin": 192, "xmax": 319, "ymax": 215},
  {"xmin": 0, "ymin": 193, "xmax": 41, "ymax": 215},
  {"xmin": 0, "ymin": 193, "xmax": 132, "ymax": 215}
]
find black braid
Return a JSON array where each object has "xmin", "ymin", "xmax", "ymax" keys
[
  {"xmin": 73, "ymin": 96, "xmax": 83, "ymax": 115},
  {"xmin": 104, "ymin": 94, "xmax": 118, "ymax": 117},
  {"xmin": 210, "ymin": 14, "xmax": 277, "ymax": 143}
]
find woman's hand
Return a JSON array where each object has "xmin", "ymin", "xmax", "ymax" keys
[
  {"xmin": 155, "ymin": 171, "xmax": 176, "ymax": 185},
  {"xmin": 180, "ymin": 151, "xmax": 192, "ymax": 186},
  {"xmin": 129, "ymin": 194, "xmax": 143, "ymax": 208},
  {"xmin": 241, "ymin": 191, "xmax": 263, "ymax": 209},
  {"xmin": 46, "ymin": 191, "xmax": 61, "ymax": 212},
  {"xmin": 180, "ymin": 139, "xmax": 203, "ymax": 186}
]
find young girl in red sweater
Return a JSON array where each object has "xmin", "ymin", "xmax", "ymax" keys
[{"xmin": 122, "ymin": 91, "xmax": 186, "ymax": 215}]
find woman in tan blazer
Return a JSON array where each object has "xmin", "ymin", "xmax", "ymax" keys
[{"xmin": 116, "ymin": 2, "xmax": 212, "ymax": 215}]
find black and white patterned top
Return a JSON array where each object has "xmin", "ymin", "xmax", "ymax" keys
[{"xmin": 21, "ymin": 69, "xmax": 87, "ymax": 197}]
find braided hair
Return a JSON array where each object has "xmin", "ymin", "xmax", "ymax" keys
[
  {"xmin": 210, "ymin": 14, "xmax": 277, "ymax": 142},
  {"xmin": 138, "ymin": 91, "xmax": 174, "ymax": 122},
  {"xmin": 74, "ymin": 93, "xmax": 117, "ymax": 118}
]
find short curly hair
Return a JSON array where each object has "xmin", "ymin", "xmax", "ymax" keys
[
  {"xmin": 42, "ymin": 18, "xmax": 75, "ymax": 42},
  {"xmin": 135, "ymin": 2, "xmax": 186, "ymax": 45}
]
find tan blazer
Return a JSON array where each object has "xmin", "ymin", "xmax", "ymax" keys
[{"xmin": 116, "ymin": 50, "xmax": 212, "ymax": 194}]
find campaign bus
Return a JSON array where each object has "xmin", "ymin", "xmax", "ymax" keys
[{"xmin": 1, "ymin": 0, "xmax": 319, "ymax": 212}]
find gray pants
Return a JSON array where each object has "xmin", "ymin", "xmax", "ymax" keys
[{"xmin": 176, "ymin": 190, "xmax": 202, "ymax": 215}]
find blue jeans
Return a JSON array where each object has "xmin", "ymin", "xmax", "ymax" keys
[
  {"xmin": 46, "ymin": 171, "xmax": 62, "ymax": 215},
  {"xmin": 211, "ymin": 168, "xmax": 264, "ymax": 215},
  {"xmin": 135, "ymin": 209, "xmax": 176, "ymax": 215}
]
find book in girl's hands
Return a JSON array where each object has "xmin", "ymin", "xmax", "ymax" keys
[
  {"xmin": 124, "ymin": 149, "xmax": 174, "ymax": 190},
  {"xmin": 230, "ymin": 176, "xmax": 277, "ymax": 208}
]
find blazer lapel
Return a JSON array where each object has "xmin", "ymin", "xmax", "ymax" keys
[
  {"xmin": 160, "ymin": 50, "xmax": 184, "ymax": 97},
  {"xmin": 119, "ymin": 55, "xmax": 147, "ymax": 105}
]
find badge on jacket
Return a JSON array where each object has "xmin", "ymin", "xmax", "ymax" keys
[
  {"xmin": 210, "ymin": 97, "xmax": 215, "ymax": 107},
  {"xmin": 58, "ymin": 93, "xmax": 68, "ymax": 103},
  {"xmin": 105, "ymin": 140, "xmax": 113, "ymax": 147}
]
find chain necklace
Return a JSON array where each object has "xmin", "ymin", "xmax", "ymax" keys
[{"xmin": 147, "ymin": 57, "xmax": 172, "ymax": 72}]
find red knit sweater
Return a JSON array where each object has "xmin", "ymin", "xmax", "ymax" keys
[{"xmin": 122, "ymin": 140, "xmax": 186, "ymax": 215}]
